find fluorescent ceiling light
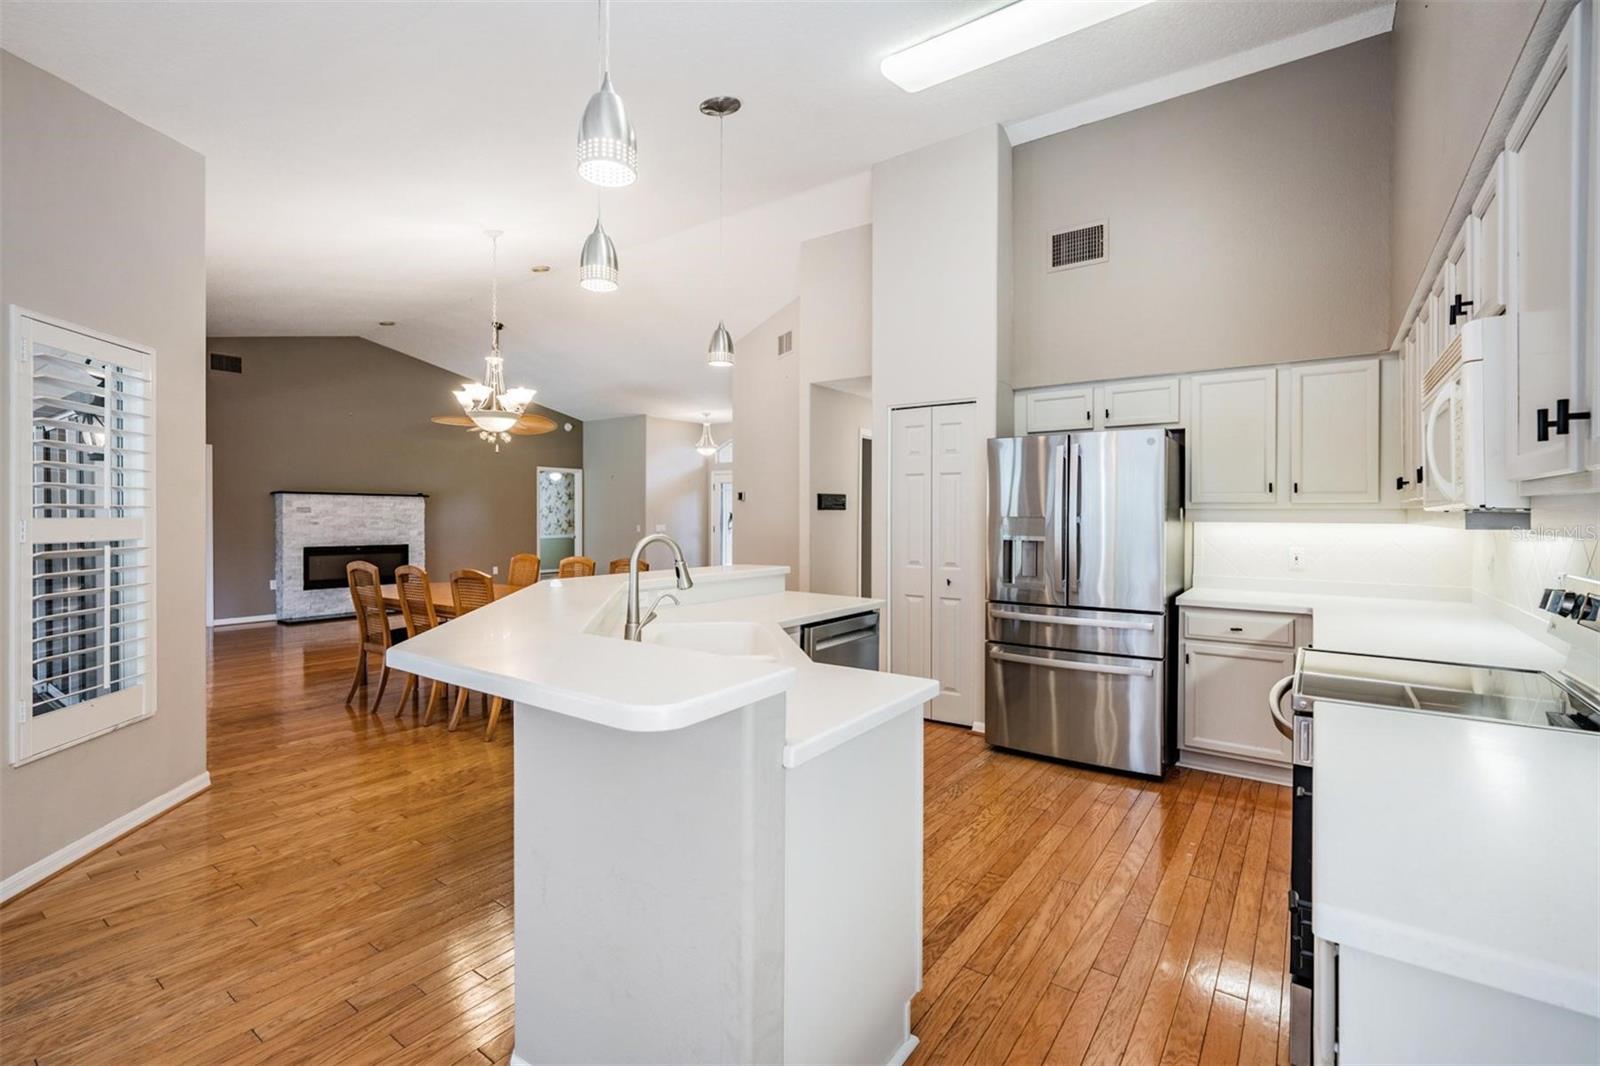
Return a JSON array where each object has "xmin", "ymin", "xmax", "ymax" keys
[{"xmin": 881, "ymin": 0, "xmax": 1156, "ymax": 93}]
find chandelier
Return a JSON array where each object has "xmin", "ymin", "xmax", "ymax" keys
[
  {"xmin": 453, "ymin": 230, "xmax": 536, "ymax": 447},
  {"xmin": 695, "ymin": 414, "xmax": 719, "ymax": 456}
]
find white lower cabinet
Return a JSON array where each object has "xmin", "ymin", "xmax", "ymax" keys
[{"xmin": 1179, "ymin": 607, "xmax": 1310, "ymax": 774}]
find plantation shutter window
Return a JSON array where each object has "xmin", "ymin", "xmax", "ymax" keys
[{"xmin": 11, "ymin": 310, "xmax": 156, "ymax": 765}]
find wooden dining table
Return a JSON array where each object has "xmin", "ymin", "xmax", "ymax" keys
[{"xmin": 379, "ymin": 581, "xmax": 516, "ymax": 619}]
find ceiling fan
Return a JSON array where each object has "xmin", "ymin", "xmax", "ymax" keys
[{"xmin": 430, "ymin": 411, "xmax": 557, "ymax": 437}]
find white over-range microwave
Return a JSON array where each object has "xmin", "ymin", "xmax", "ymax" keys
[{"xmin": 1421, "ymin": 316, "xmax": 1528, "ymax": 513}]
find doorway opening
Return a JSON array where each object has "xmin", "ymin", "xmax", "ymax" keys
[
  {"xmin": 537, "ymin": 467, "xmax": 583, "ymax": 575},
  {"xmin": 710, "ymin": 469, "xmax": 734, "ymax": 565},
  {"xmin": 858, "ymin": 431, "xmax": 872, "ymax": 596}
]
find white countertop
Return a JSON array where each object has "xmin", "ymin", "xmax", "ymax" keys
[
  {"xmin": 386, "ymin": 564, "xmax": 935, "ymax": 767},
  {"xmin": 1176, "ymin": 586, "xmax": 1567, "ymax": 672}
]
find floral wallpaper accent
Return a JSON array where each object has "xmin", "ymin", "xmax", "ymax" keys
[{"xmin": 539, "ymin": 473, "xmax": 575, "ymax": 537}]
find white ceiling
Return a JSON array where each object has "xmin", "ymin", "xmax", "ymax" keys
[{"xmin": 0, "ymin": 0, "xmax": 1391, "ymax": 422}]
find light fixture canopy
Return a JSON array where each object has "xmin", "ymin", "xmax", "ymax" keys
[
  {"xmin": 695, "ymin": 414, "xmax": 719, "ymax": 457},
  {"xmin": 578, "ymin": 217, "xmax": 619, "ymax": 292},
  {"xmin": 706, "ymin": 321, "xmax": 734, "ymax": 368},
  {"xmin": 577, "ymin": 0, "xmax": 637, "ymax": 187},
  {"xmin": 880, "ymin": 0, "xmax": 1155, "ymax": 93}
]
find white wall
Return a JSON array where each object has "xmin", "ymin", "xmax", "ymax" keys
[
  {"xmin": 871, "ymin": 125, "xmax": 1012, "ymax": 726},
  {"xmin": 1011, "ymin": 36, "xmax": 1393, "ymax": 389},
  {"xmin": 1472, "ymin": 497, "xmax": 1600, "ymax": 629},
  {"xmin": 808, "ymin": 385, "xmax": 872, "ymax": 597},
  {"xmin": 732, "ymin": 302, "xmax": 801, "ymax": 586},
  {"xmin": 1, "ymin": 52, "xmax": 208, "ymax": 884}
]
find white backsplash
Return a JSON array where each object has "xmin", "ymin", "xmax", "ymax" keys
[
  {"xmin": 1191, "ymin": 521, "xmax": 1474, "ymax": 599},
  {"xmin": 1472, "ymin": 519, "xmax": 1600, "ymax": 625}
]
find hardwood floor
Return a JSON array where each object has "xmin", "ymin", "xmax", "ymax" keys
[{"xmin": 0, "ymin": 620, "xmax": 1289, "ymax": 1065}]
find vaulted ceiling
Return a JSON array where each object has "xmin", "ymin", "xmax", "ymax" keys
[{"xmin": 1, "ymin": 0, "xmax": 1392, "ymax": 420}]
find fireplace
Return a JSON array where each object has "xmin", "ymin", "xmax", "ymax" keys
[{"xmin": 302, "ymin": 544, "xmax": 410, "ymax": 591}]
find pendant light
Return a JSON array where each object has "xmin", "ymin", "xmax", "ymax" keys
[
  {"xmin": 701, "ymin": 96, "xmax": 740, "ymax": 368},
  {"xmin": 694, "ymin": 414, "xmax": 719, "ymax": 457},
  {"xmin": 576, "ymin": 0, "xmax": 637, "ymax": 188},
  {"xmin": 452, "ymin": 231, "xmax": 536, "ymax": 450},
  {"xmin": 578, "ymin": 203, "xmax": 619, "ymax": 292}
]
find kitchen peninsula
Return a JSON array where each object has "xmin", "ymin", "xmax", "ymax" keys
[{"xmin": 386, "ymin": 564, "xmax": 937, "ymax": 1066}]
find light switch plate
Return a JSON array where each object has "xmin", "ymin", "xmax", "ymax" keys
[{"xmin": 268, "ymin": 578, "xmax": 276, "ymax": 591}]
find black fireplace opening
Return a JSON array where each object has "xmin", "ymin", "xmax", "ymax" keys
[{"xmin": 303, "ymin": 544, "xmax": 410, "ymax": 590}]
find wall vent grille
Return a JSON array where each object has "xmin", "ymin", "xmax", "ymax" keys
[
  {"xmin": 777, "ymin": 331, "xmax": 793, "ymax": 356},
  {"xmin": 1048, "ymin": 222, "xmax": 1107, "ymax": 271},
  {"xmin": 209, "ymin": 352, "xmax": 243, "ymax": 374}
]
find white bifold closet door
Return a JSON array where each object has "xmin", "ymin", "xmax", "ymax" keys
[{"xmin": 889, "ymin": 403, "xmax": 979, "ymax": 727}]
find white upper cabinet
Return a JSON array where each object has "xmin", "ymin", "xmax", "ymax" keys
[
  {"xmin": 1442, "ymin": 223, "xmax": 1474, "ymax": 350},
  {"xmin": 1020, "ymin": 386, "xmax": 1093, "ymax": 433},
  {"xmin": 1094, "ymin": 376, "xmax": 1181, "ymax": 427},
  {"xmin": 1506, "ymin": 2, "xmax": 1589, "ymax": 480},
  {"xmin": 1400, "ymin": 328, "xmax": 1424, "ymax": 502},
  {"xmin": 1289, "ymin": 358, "xmax": 1382, "ymax": 505},
  {"xmin": 1590, "ymin": 0, "xmax": 1600, "ymax": 469},
  {"xmin": 1471, "ymin": 154, "xmax": 1508, "ymax": 318},
  {"xmin": 1189, "ymin": 367, "xmax": 1277, "ymax": 506}
]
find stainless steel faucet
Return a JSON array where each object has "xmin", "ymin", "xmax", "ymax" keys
[{"xmin": 624, "ymin": 533, "xmax": 694, "ymax": 641}]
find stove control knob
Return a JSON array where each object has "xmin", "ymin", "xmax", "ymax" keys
[
  {"xmin": 1579, "ymin": 595, "xmax": 1600, "ymax": 625},
  {"xmin": 1541, "ymin": 587, "xmax": 1566, "ymax": 613}
]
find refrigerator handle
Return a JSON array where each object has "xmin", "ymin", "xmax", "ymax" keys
[{"xmin": 1066, "ymin": 441, "xmax": 1082, "ymax": 600}]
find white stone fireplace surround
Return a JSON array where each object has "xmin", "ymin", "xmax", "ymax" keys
[{"xmin": 273, "ymin": 492, "xmax": 426, "ymax": 622}]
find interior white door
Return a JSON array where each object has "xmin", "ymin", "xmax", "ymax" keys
[
  {"xmin": 1506, "ymin": 4, "xmax": 1588, "ymax": 480},
  {"xmin": 1290, "ymin": 358, "xmax": 1382, "ymax": 505},
  {"xmin": 889, "ymin": 406, "xmax": 932, "ymax": 684},
  {"xmin": 928, "ymin": 403, "xmax": 979, "ymax": 726},
  {"xmin": 1188, "ymin": 367, "xmax": 1278, "ymax": 505}
]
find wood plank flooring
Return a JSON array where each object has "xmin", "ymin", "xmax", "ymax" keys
[{"xmin": 0, "ymin": 619, "xmax": 1289, "ymax": 1064}]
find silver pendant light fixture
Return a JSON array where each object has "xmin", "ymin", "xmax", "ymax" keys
[
  {"xmin": 694, "ymin": 414, "xmax": 719, "ymax": 457},
  {"xmin": 701, "ymin": 95, "xmax": 740, "ymax": 368},
  {"xmin": 578, "ymin": 206, "xmax": 619, "ymax": 292},
  {"xmin": 576, "ymin": 0, "xmax": 637, "ymax": 188},
  {"xmin": 452, "ymin": 231, "xmax": 537, "ymax": 450}
]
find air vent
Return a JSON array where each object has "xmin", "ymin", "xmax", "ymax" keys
[
  {"xmin": 777, "ymin": 330, "xmax": 793, "ymax": 356},
  {"xmin": 1048, "ymin": 222, "xmax": 1107, "ymax": 272},
  {"xmin": 209, "ymin": 352, "xmax": 243, "ymax": 374}
]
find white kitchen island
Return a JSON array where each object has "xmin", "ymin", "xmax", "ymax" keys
[{"xmin": 386, "ymin": 564, "xmax": 936, "ymax": 1066}]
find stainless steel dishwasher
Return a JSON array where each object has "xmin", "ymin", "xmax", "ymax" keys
[{"xmin": 796, "ymin": 611, "xmax": 880, "ymax": 670}]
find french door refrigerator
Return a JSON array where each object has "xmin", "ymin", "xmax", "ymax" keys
[{"xmin": 985, "ymin": 429, "xmax": 1183, "ymax": 775}]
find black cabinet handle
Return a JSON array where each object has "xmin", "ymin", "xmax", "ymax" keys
[
  {"xmin": 1537, "ymin": 398, "xmax": 1594, "ymax": 442},
  {"xmin": 1228, "ymin": 625, "xmax": 1244, "ymax": 632},
  {"xmin": 1417, "ymin": 465, "xmax": 1424, "ymax": 485},
  {"xmin": 1104, "ymin": 408, "xmax": 1110, "ymax": 418},
  {"xmin": 1293, "ymin": 481, "xmax": 1299, "ymax": 494},
  {"xmin": 1396, "ymin": 475, "xmax": 1411, "ymax": 490},
  {"xmin": 1448, "ymin": 294, "xmax": 1474, "ymax": 325},
  {"xmin": 1267, "ymin": 481, "xmax": 1273, "ymax": 494}
]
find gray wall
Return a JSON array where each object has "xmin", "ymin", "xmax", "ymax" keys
[
  {"xmin": 1011, "ymin": 36, "xmax": 1393, "ymax": 387},
  {"xmin": 205, "ymin": 336, "xmax": 583, "ymax": 618},
  {"xmin": 1, "ymin": 52, "xmax": 208, "ymax": 881},
  {"xmin": 645, "ymin": 417, "xmax": 708, "ymax": 569},
  {"xmin": 1389, "ymin": 0, "xmax": 1542, "ymax": 329},
  {"xmin": 581, "ymin": 416, "xmax": 647, "ymax": 569},
  {"xmin": 808, "ymin": 385, "xmax": 871, "ymax": 598},
  {"xmin": 732, "ymin": 302, "xmax": 801, "ymax": 586}
]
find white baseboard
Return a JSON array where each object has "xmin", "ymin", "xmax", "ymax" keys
[
  {"xmin": 209, "ymin": 614, "xmax": 277, "ymax": 628},
  {"xmin": 970, "ymin": 721, "xmax": 985, "ymax": 735},
  {"xmin": 1178, "ymin": 749, "xmax": 1291, "ymax": 787},
  {"xmin": 887, "ymin": 1034, "xmax": 920, "ymax": 1066},
  {"xmin": 0, "ymin": 770, "xmax": 211, "ymax": 902}
]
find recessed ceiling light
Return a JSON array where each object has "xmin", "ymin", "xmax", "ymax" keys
[
  {"xmin": 530, "ymin": 265, "xmax": 551, "ymax": 273},
  {"xmin": 378, "ymin": 321, "xmax": 396, "ymax": 326},
  {"xmin": 881, "ymin": 0, "xmax": 1154, "ymax": 93}
]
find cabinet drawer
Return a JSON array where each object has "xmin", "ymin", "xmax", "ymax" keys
[{"xmin": 1182, "ymin": 608, "xmax": 1297, "ymax": 647}]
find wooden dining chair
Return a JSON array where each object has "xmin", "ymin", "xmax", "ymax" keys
[
  {"xmin": 508, "ymin": 552, "xmax": 541, "ymax": 588},
  {"xmin": 343, "ymin": 561, "xmax": 402, "ymax": 714},
  {"xmin": 393, "ymin": 565, "xmax": 448, "ymax": 725},
  {"xmin": 557, "ymin": 555, "xmax": 597, "ymax": 578},
  {"xmin": 448, "ymin": 568, "xmax": 506, "ymax": 740},
  {"xmin": 607, "ymin": 558, "xmax": 649, "ymax": 574}
]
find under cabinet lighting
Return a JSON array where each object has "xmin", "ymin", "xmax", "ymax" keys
[{"xmin": 880, "ymin": 0, "xmax": 1155, "ymax": 93}]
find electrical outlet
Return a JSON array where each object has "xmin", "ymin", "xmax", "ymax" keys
[
  {"xmin": 268, "ymin": 578, "xmax": 276, "ymax": 591},
  {"xmin": 1288, "ymin": 547, "xmax": 1306, "ymax": 572},
  {"xmin": 491, "ymin": 565, "xmax": 499, "ymax": 576},
  {"xmin": 655, "ymin": 524, "xmax": 667, "ymax": 533}
]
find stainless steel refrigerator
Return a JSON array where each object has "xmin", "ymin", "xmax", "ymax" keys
[{"xmin": 985, "ymin": 429, "xmax": 1183, "ymax": 775}]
